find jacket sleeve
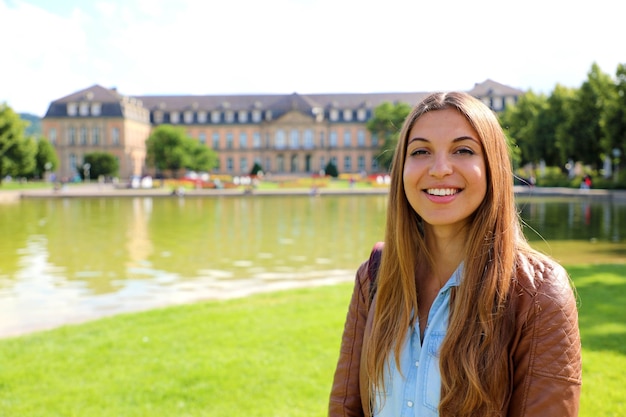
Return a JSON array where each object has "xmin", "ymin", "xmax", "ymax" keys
[
  {"xmin": 328, "ymin": 260, "xmax": 371, "ymax": 417},
  {"xmin": 509, "ymin": 264, "xmax": 582, "ymax": 417}
]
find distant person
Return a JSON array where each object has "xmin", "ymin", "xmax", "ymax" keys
[{"xmin": 329, "ymin": 92, "xmax": 581, "ymax": 416}]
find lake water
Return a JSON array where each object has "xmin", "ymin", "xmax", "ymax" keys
[{"xmin": 1, "ymin": 194, "xmax": 625, "ymax": 337}]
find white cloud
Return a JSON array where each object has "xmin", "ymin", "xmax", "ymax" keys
[{"xmin": 1, "ymin": 0, "xmax": 624, "ymax": 115}]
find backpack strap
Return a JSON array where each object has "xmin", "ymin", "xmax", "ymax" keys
[{"xmin": 367, "ymin": 242, "xmax": 384, "ymax": 305}]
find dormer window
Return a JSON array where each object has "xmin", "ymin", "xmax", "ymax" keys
[
  {"xmin": 198, "ymin": 111, "xmax": 207, "ymax": 123},
  {"xmin": 330, "ymin": 109, "xmax": 339, "ymax": 121},
  {"xmin": 225, "ymin": 111, "xmax": 234, "ymax": 123},
  {"xmin": 91, "ymin": 103, "xmax": 101, "ymax": 116},
  {"xmin": 265, "ymin": 110, "xmax": 272, "ymax": 121},
  {"xmin": 252, "ymin": 109, "xmax": 262, "ymax": 123},
  {"xmin": 184, "ymin": 111, "xmax": 194, "ymax": 124},
  {"xmin": 154, "ymin": 111, "xmax": 164, "ymax": 124},
  {"xmin": 357, "ymin": 108, "xmax": 367, "ymax": 121},
  {"xmin": 79, "ymin": 102, "xmax": 89, "ymax": 116},
  {"xmin": 67, "ymin": 103, "xmax": 77, "ymax": 116},
  {"xmin": 343, "ymin": 109, "xmax": 353, "ymax": 121},
  {"xmin": 238, "ymin": 110, "xmax": 248, "ymax": 123},
  {"xmin": 170, "ymin": 111, "xmax": 180, "ymax": 124},
  {"xmin": 211, "ymin": 110, "xmax": 221, "ymax": 123}
]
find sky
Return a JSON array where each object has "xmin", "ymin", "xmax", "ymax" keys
[{"xmin": 1, "ymin": 0, "xmax": 624, "ymax": 117}]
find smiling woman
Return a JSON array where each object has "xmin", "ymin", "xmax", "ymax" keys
[{"xmin": 329, "ymin": 92, "xmax": 582, "ymax": 417}]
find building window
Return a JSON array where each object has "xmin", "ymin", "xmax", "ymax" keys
[
  {"xmin": 79, "ymin": 102, "xmax": 89, "ymax": 116},
  {"xmin": 226, "ymin": 133, "xmax": 233, "ymax": 149},
  {"xmin": 69, "ymin": 154, "xmax": 77, "ymax": 175},
  {"xmin": 371, "ymin": 133, "xmax": 379, "ymax": 147},
  {"xmin": 304, "ymin": 129, "xmax": 313, "ymax": 149},
  {"xmin": 170, "ymin": 112, "xmax": 180, "ymax": 124},
  {"xmin": 239, "ymin": 132, "xmax": 247, "ymax": 149},
  {"xmin": 112, "ymin": 127, "xmax": 120, "ymax": 146},
  {"xmin": 238, "ymin": 110, "xmax": 248, "ymax": 123},
  {"xmin": 198, "ymin": 111, "xmax": 207, "ymax": 123},
  {"xmin": 330, "ymin": 156, "xmax": 338, "ymax": 168},
  {"xmin": 227, "ymin": 157, "xmax": 234, "ymax": 172},
  {"xmin": 154, "ymin": 111, "xmax": 164, "ymax": 124},
  {"xmin": 275, "ymin": 130, "xmax": 286, "ymax": 149},
  {"xmin": 343, "ymin": 109, "xmax": 353, "ymax": 121},
  {"xmin": 253, "ymin": 132, "xmax": 261, "ymax": 148},
  {"xmin": 344, "ymin": 156, "xmax": 352, "ymax": 172},
  {"xmin": 330, "ymin": 109, "xmax": 339, "ymax": 121},
  {"xmin": 68, "ymin": 127, "xmax": 76, "ymax": 145},
  {"xmin": 240, "ymin": 157, "xmax": 248, "ymax": 173},
  {"xmin": 358, "ymin": 155, "xmax": 365, "ymax": 171},
  {"xmin": 252, "ymin": 110, "xmax": 262, "ymax": 123},
  {"xmin": 91, "ymin": 103, "xmax": 101, "ymax": 116},
  {"xmin": 225, "ymin": 111, "xmax": 234, "ymax": 123},
  {"xmin": 357, "ymin": 108, "xmax": 367, "ymax": 121},
  {"xmin": 212, "ymin": 132, "xmax": 220, "ymax": 149},
  {"xmin": 265, "ymin": 110, "xmax": 272, "ymax": 120},
  {"xmin": 320, "ymin": 156, "xmax": 326, "ymax": 171},
  {"xmin": 184, "ymin": 111, "xmax": 194, "ymax": 124},
  {"xmin": 320, "ymin": 131, "xmax": 325, "ymax": 148},
  {"xmin": 265, "ymin": 157, "xmax": 271, "ymax": 172},
  {"xmin": 372, "ymin": 156, "xmax": 379, "ymax": 172},
  {"xmin": 343, "ymin": 131, "xmax": 351, "ymax": 147},
  {"xmin": 329, "ymin": 131, "xmax": 338, "ymax": 147},
  {"xmin": 92, "ymin": 127, "xmax": 100, "ymax": 145},
  {"xmin": 199, "ymin": 133, "xmax": 206, "ymax": 144},
  {"xmin": 67, "ymin": 103, "xmax": 77, "ymax": 116},
  {"xmin": 357, "ymin": 130, "xmax": 365, "ymax": 147},
  {"xmin": 492, "ymin": 96, "xmax": 503, "ymax": 111},
  {"xmin": 49, "ymin": 128, "xmax": 57, "ymax": 144},
  {"xmin": 211, "ymin": 111, "xmax": 221, "ymax": 123},
  {"xmin": 290, "ymin": 129, "xmax": 299, "ymax": 148}
]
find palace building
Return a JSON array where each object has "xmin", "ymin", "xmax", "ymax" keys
[{"xmin": 42, "ymin": 79, "xmax": 524, "ymax": 180}]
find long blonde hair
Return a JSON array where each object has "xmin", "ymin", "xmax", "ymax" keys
[{"xmin": 366, "ymin": 92, "xmax": 531, "ymax": 416}]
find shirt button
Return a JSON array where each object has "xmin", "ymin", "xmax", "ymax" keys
[
  {"xmin": 407, "ymin": 401, "xmax": 414, "ymax": 407},
  {"xmin": 415, "ymin": 361, "xmax": 419, "ymax": 367}
]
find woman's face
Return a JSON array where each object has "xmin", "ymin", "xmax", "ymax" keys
[{"xmin": 403, "ymin": 108, "xmax": 487, "ymax": 233}]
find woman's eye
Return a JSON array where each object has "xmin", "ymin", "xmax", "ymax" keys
[
  {"xmin": 455, "ymin": 148, "xmax": 475, "ymax": 155},
  {"xmin": 409, "ymin": 149, "xmax": 428, "ymax": 156}
]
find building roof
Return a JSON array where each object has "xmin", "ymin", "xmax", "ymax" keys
[{"xmin": 44, "ymin": 80, "xmax": 523, "ymax": 118}]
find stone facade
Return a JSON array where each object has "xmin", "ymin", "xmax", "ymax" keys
[{"xmin": 42, "ymin": 80, "xmax": 523, "ymax": 179}]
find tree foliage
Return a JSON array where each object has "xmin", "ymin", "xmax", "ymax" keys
[
  {"xmin": 499, "ymin": 61, "xmax": 626, "ymax": 177},
  {"xmin": 366, "ymin": 101, "xmax": 411, "ymax": 171},
  {"xmin": 0, "ymin": 104, "xmax": 36, "ymax": 184},
  {"xmin": 82, "ymin": 152, "xmax": 119, "ymax": 179},
  {"xmin": 33, "ymin": 138, "xmax": 59, "ymax": 179},
  {"xmin": 146, "ymin": 124, "xmax": 218, "ymax": 178}
]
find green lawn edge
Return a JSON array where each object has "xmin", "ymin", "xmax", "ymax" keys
[{"xmin": 0, "ymin": 263, "xmax": 624, "ymax": 416}]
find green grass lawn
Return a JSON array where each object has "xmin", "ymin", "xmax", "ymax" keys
[{"xmin": 0, "ymin": 264, "xmax": 624, "ymax": 416}]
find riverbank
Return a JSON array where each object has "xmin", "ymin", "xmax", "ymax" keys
[{"xmin": 2, "ymin": 182, "xmax": 626, "ymax": 202}]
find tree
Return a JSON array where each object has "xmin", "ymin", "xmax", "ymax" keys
[
  {"xmin": 499, "ymin": 91, "xmax": 547, "ymax": 166},
  {"xmin": 82, "ymin": 152, "xmax": 119, "ymax": 179},
  {"xmin": 250, "ymin": 162, "xmax": 263, "ymax": 176},
  {"xmin": 324, "ymin": 160, "xmax": 339, "ymax": 177},
  {"xmin": 32, "ymin": 138, "xmax": 59, "ymax": 179},
  {"xmin": 366, "ymin": 101, "xmax": 411, "ymax": 170},
  {"xmin": 146, "ymin": 124, "xmax": 218, "ymax": 178},
  {"xmin": 560, "ymin": 63, "xmax": 614, "ymax": 168},
  {"xmin": 0, "ymin": 103, "xmax": 36, "ymax": 184},
  {"xmin": 184, "ymin": 138, "xmax": 218, "ymax": 173},
  {"xmin": 601, "ymin": 63, "xmax": 626, "ymax": 171}
]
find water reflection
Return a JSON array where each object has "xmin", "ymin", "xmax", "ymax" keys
[{"xmin": 0, "ymin": 194, "xmax": 624, "ymax": 337}]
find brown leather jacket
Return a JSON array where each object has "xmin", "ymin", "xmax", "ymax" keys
[{"xmin": 329, "ymin": 246, "xmax": 582, "ymax": 416}]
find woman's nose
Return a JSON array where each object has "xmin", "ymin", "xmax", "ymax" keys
[{"xmin": 428, "ymin": 154, "xmax": 453, "ymax": 177}]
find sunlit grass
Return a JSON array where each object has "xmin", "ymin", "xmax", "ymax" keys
[{"xmin": 0, "ymin": 263, "xmax": 624, "ymax": 416}]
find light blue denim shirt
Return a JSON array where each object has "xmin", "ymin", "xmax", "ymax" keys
[{"xmin": 374, "ymin": 263, "xmax": 462, "ymax": 417}]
